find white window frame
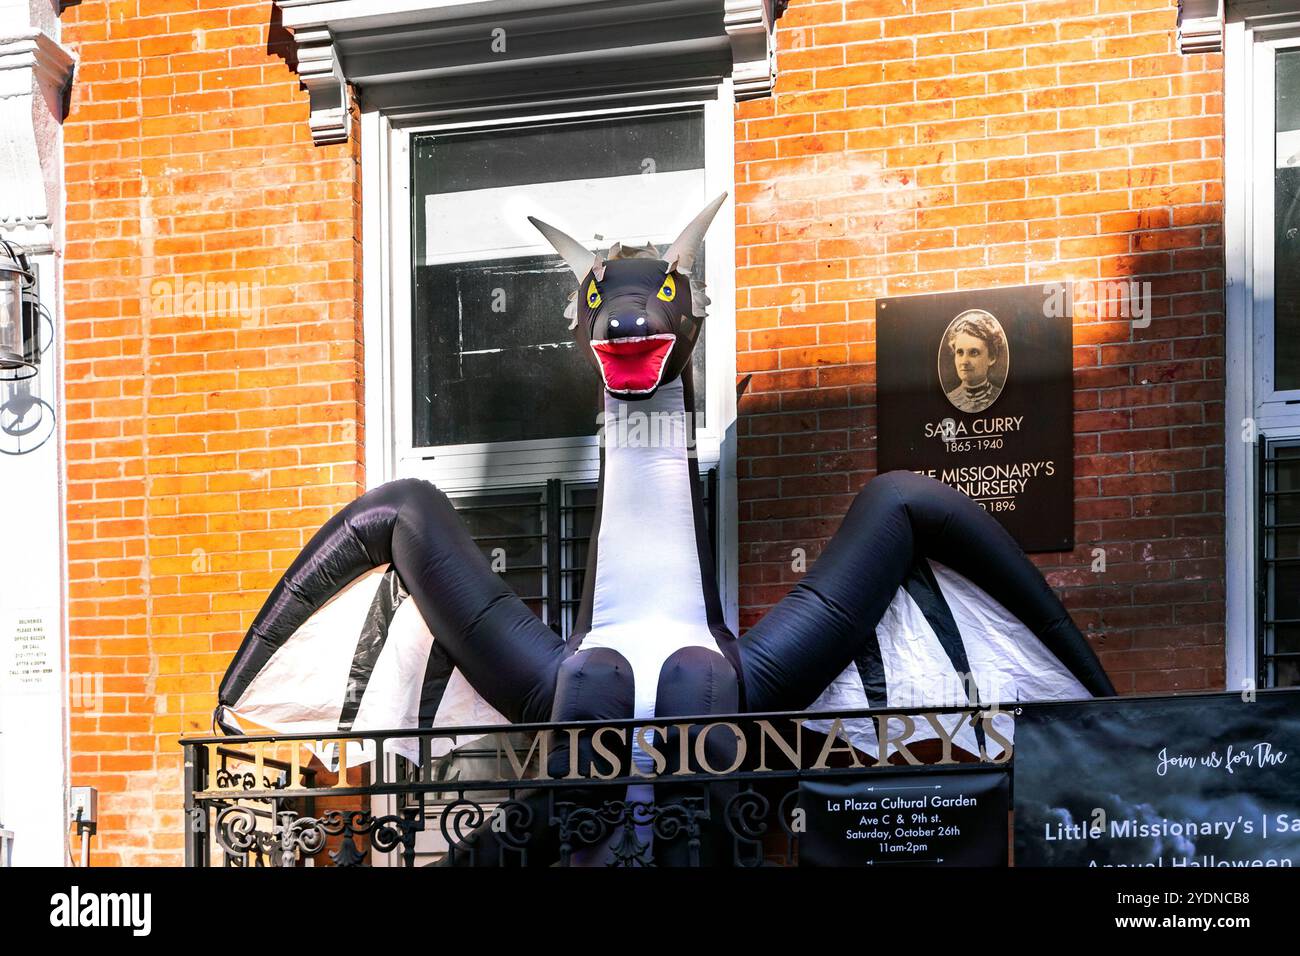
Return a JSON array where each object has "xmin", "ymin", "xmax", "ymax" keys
[
  {"xmin": 1225, "ymin": 12, "xmax": 1300, "ymax": 689},
  {"xmin": 360, "ymin": 87, "xmax": 740, "ymax": 633}
]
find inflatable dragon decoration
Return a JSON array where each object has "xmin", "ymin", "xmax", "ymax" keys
[{"xmin": 216, "ymin": 194, "xmax": 1114, "ymax": 865}]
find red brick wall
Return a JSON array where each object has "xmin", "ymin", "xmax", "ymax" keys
[
  {"xmin": 61, "ymin": 0, "xmax": 362, "ymax": 865},
  {"xmin": 733, "ymin": 0, "xmax": 1226, "ymax": 694}
]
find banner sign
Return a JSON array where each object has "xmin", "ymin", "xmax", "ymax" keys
[
  {"xmin": 877, "ymin": 284, "xmax": 1074, "ymax": 552},
  {"xmin": 1014, "ymin": 691, "xmax": 1300, "ymax": 867},
  {"xmin": 799, "ymin": 770, "xmax": 1009, "ymax": 866}
]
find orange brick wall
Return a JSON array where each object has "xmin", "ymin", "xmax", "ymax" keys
[
  {"xmin": 61, "ymin": 0, "xmax": 362, "ymax": 865},
  {"xmin": 57, "ymin": 0, "xmax": 1229, "ymax": 867},
  {"xmin": 733, "ymin": 0, "xmax": 1226, "ymax": 693}
]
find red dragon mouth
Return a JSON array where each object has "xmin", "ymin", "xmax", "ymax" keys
[{"xmin": 590, "ymin": 334, "xmax": 676, "ymax": 395}]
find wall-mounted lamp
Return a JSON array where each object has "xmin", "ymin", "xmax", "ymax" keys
[{"xmin": 0, "ymin": 240, "xmax": 39, "ymax": 381}]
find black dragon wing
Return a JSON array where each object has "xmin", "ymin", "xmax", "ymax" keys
[{"xmin": 216, "ymin": 478, "xmax": 566, "ymax": 763}]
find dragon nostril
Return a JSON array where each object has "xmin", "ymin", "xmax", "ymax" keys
[{"xmin": 604, "ymin": 313, "xmax": 651, "ymax": 338}]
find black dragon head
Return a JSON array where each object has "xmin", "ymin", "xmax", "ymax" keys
[{"xmin": 529, "ymin": 193, "xmax": 726, "ymax": 401}]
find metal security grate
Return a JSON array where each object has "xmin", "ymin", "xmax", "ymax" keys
[
  {"xmin": 451, "ymin": 469, "xmax": 717, "ymax": 640},
  {"xmin": 1259, "ymin": 439, "xmax": 1300, "ymax": 688}
]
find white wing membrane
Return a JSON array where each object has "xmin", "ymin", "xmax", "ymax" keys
[
  {"xmin": 806, "ymin": 559, "xmax": 1091, "ymax": 760},
  {"xmin": 222, "ymin": 565, "xmax": 507, "ymax": 768}
]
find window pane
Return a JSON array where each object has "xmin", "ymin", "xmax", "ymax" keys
[
  {"xmin": 562, "ymin": 485, "xmax": 597, "ymax": 637},
  {"xmin": 418, "ymin": 112, "xmax": 706, "ymax": 194},
  {"xmin": 1262, "ymin": 441, "xmax": 1300, "ymax": 688},
  {"xmin": 1275, "ymin": 49, "xmax": 1300, "ymax": 391},
  {"xmin": 412, "ymin": 110, "xmax": 708, "ymax": 448},
  {"xmin": 412, "ymin": 255, "xmax": 600, "ymax": 445},
  {"xmin": 1274, "ymin": 566, "xmax": 1300, "ymax": 623},
  {"xmin": 452, "ymin": 490, "xmax": 545, "ymax": 622}
]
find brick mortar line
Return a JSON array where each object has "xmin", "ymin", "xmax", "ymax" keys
[{"xmin": 737, "ymin": 129, "xmax": 1222, "ymax": 149}]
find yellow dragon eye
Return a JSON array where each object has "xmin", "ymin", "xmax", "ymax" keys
[
  {"xmin": 586, "ymin": 280, "xmax": 601, "ymax": 309},
  {"xmin": 657, "ymin": 274, "xmax": 676, "ymax": 302}
]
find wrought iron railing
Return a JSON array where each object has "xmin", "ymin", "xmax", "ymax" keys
[{"xmin": 182, "ymin": 703, "xmax": 1015, "ymax": 867}]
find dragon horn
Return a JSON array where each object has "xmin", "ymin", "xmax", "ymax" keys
[
  {"xmin": 663, "ymin": 192, "xmax": 728, "ymax": 274},
  {"xmin": 528, "ymin": 216, "xmax": 600, "ymax": 281}
]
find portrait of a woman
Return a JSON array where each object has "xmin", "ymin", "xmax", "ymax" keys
[{"xmin": 939, "ymin": 309, "xmax": 1009, "ymax": 414}]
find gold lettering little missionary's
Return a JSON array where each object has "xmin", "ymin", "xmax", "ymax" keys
[{"xmin": 197, "ymin": 711, "xmax": 1013, "ymax": 795}]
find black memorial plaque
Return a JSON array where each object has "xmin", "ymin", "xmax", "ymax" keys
[
  {"xmin": 799, "ymin": 770, "xmax": 1009, "ymax": 866},
  {"xmin": 877, "ymin": 284, "xmax": 1074, "ymax": 552}
]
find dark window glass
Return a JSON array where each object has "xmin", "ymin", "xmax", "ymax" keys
[
  {"xmin": 411, "ymin": 110, "xmax": 707, "ymax": 448},
  {"xmin": 1261, "ymin": 440, "xmax": 1300, "ymax": 687},
  {"xmin": 1275, "ymin": 49, "xmax": 1300, "ymax": 391},
  {"xmin": 412, "ymin": 255, "xmax": 600, "ymax": 446},
  {"xmin": 417, "ymin": 112, "xmax": 705, "ymax": 194}
]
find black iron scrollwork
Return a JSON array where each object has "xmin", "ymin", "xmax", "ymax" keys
[
  {"xmin": 438, "ymin": 798, "xmax": 486, "ymax": 859},
  {"xmin": 551, "ymin": 798, "xmax": 707, "ymax": 867},
  {"xmin": 215, "ymin": 806, "xmax": 260, "ymax": 864},
  {"xmin": 490, "ymin": 798, "xmax": 535, "ymax": 860},
  {"xmin": 335, "ymin": 808, "xmax": 426, "ymax": 867},
  {"xmin": 607, "ymin": 804, "xmax": 655, "ymax": 867},
  {"xmin": 371, "ymin": 806, "xmax": 424, "ymax": 869},
  {"xmin": 725, "ymin": 788, "xmax": 770, "ymax": 867},
  {"xmin": 211, "ymin": 764, "xmax": 292, "ymax": 793},
  {"xmin": 276, "ymin": 813, "xmax": 328, "ymax": 868},
  {"xmin": 214, "ymin": 768, "xmax": 255, "ymax": 791},
  {"xmin": 213, "ymin": 805, "xmax": 423, "ymax": 868}
]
